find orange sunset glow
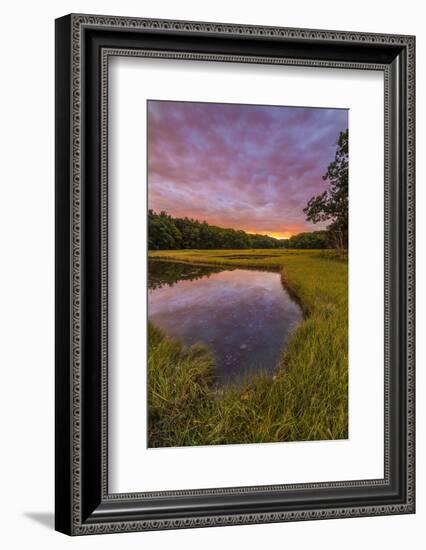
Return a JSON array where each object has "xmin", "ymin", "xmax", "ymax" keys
[{"xmin": 246, "ymin": 229, "xmax": 295, "ymax": 240}]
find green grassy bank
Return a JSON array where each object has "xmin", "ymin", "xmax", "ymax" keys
[{"xmin": 148, "ymin": 249, "xmax": 348, "ymax": 447}]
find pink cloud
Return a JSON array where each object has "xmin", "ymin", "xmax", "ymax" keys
[{"xmin": 148, "ymin": 101, "xmax": 348, "ymax": 237}]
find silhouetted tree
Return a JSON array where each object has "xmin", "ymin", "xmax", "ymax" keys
[{"xmin": 303, "ymin": 129, "xmax": 348, "ymax": 249}]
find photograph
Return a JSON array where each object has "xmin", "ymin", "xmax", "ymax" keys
[
  {"xmin": 51, "ymin": 9, "xmax": 415, "ymax": 538},
  {"xmin": 147, "ymin": 100, "xmax": 349, "ymax": 448}
]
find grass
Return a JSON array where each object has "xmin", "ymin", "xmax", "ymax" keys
[{"xmin": 147, "ymin": 249, "xmax": 348, "ymax": 447}]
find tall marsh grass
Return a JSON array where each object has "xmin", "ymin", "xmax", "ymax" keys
[{"xmin": 147, "ymin": 249, "xmax": 348, "ymax": 447}]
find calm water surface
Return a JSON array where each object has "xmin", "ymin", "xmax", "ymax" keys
[{"xmin": 148, "ymin": 260, "xmax": 303, "ymax": 384}]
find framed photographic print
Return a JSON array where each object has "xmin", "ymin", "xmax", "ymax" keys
[{"xmin": 55, "ymin": 14, "xmax": 415, "ymax": 535}]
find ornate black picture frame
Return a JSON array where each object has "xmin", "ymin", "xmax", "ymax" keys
[{"xmin": 55, "ymin": 13, "xmax": 415, "ymax": 535}]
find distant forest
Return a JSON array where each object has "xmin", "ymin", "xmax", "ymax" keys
[{"xmin": 148, "ymin": 210, "xmax": 330, "ymax": 250}]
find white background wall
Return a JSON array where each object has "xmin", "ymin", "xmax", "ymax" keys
[{"xmin": 0, "ymin": 0, "xmax": 423, "ymax": 548}]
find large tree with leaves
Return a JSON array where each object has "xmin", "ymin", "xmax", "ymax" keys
[{"xmin": 303, "ymin": 129, "xmax": 348, "ymax": 249}]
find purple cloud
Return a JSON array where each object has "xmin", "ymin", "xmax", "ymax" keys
[{"xmin": 148, "ymin": 100, "xmax": 348, "ymax": 237}]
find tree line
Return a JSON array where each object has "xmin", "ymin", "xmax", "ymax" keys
[
  {"xmin": 148, "ymin": 210, "xmax": 285, "ymax": 250},
  {"xmin": 287, "ymin": 231, "xmax": 331, "ymax": 249},
  {"xmin": 148, "ymin": 210, "xmax": 331, "ymax": 250}
]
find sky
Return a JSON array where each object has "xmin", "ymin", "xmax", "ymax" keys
[{"xmin": 147, "ymin": 100, "xmax": 348, "ymax": 238}]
